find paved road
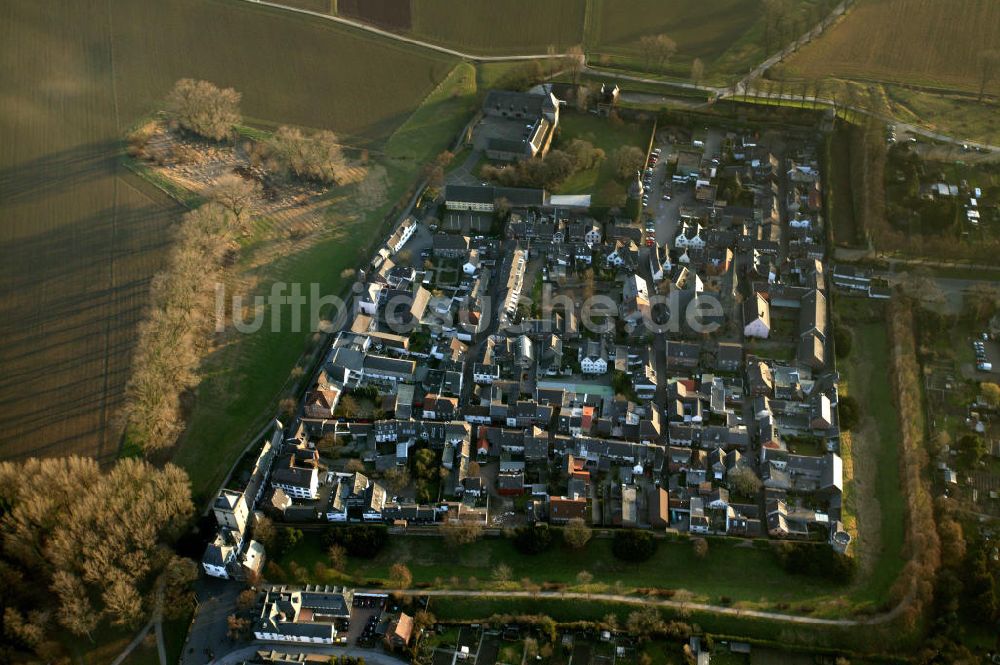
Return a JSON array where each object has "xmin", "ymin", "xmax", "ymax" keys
[
  {"xmin": 182, "ymin": 580, "xmax": 243, "ymax": 665},
  {"xmin": 213, "ymin": 645, "xmax": 410, "ymax": 665}
]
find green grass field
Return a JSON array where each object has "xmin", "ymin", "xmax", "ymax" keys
[
  {"xmin": 554, "ymin": 111, "xmax": 653, "ymax": 207},
  {"xmin": 834, "ymin": 306, "xmax": 907, "ymax": 605},
  {"xmin": 386, "ymin": 62, "xmax": 478, "ymax": 161},
  {"xmin": 276, "ymin": 533, "xmax": 847, "ymax": 608}
]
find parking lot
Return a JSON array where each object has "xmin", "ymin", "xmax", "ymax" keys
[
  {"xmin": 641, "ymin": 127, "xmax": 726, "ymax": 248},
  {"xmin": 349, "ymin": 594, "xmax": 387, "ymax": 647}
]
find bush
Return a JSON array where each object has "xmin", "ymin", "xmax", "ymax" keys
[
  {"xmin": 834, "ymin": 325, "xmax": 853, "ymax": 358},
  {"xmin": 277, "ymin": 527, "xmax": 303, "ymax": 555},
  {"xmin": 773, "ymin": 542, "xmax": 856, "ymax": 583},
  {"xmin": 612, "ymin": 529, "xmax": 657, "ymax": 562},
  {"xmin": 512, "ymin": 524, "xmax": 553, "ymax": 555},
  {"xmin": 325, "ymin": 525, "xmax": 388, "ymax": 558},
  {"xmin": 838, "ymin": 394, "xmax": 861, "ymax": 430},
  {"xmin": 165, "ymin": 78, "xmax": 241, "ymax": 141}
]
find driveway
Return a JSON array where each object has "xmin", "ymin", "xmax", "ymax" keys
[{"xmin": 446, "ymin": 149, "xmax": 484, "ymax": 187}]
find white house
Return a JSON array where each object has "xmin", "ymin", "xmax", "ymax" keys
[
  {"xmin": 649, "ymin": 244, "xmax": 671, "ymax": 282},
  {"xmin": 253, "ymin": 586, "xmax": 353, "ymax": 644},
  {"xmin": 386, "ymin": 216, "xmax": 417, "ymax": 254},
  {"xmin": 674, "ymin": 222, "xmax": 705, "ymax": 250},
  {"xmin": 580, "ymin": 340, "xmax": 608, "ymax": 374},
  {"xmin": 743, "ymin": 293, "xmax": 771, "ymax": 339},
  {"xmin": 202, "ymin": 528, "xmax": 241, "ymax": 579},
  {"xmin": 356, "ymin": 282, "xmax": 384, "ymax": 316}
]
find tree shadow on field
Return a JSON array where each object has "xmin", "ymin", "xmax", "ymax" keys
[
  {"xmin": 0, "ymin": 139, "xmax": 120, "ymax": 206},
  {"xmin": 0, "ymin": 198, "xmax": 179, "ymax": 463}
]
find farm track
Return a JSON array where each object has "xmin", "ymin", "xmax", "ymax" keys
[{"xmin": 235, "ymin": 0, "xmax": 558, "ymax": 61}]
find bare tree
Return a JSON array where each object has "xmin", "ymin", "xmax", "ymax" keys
[
  {"xmin": 227, "ymin": 614, "xmax": 250, "ymax": 640},
  {"xmin": 690, "ymin": 58, "xmax": 705, "ymax": 85},
  {"xmin": 166, "ymin": 79, "xmax": 242, "ymax": 141},
  {"xmin": 236, "ymin": 589, "xmax": 258, "ymax": 612},
  {"xmin": 491, "ymin": 562, "xmax": 513, "ymax": 582},
  {"xmin": 327, "ymin": 544, "xmax": 347, "ymax": 571},
  {"xmin": 209, "ymin": 174, "xmax": 260, "ymax": 230},
  {"xmin": 161, "ymin": 556, "xmax": 198, "ymax": 619},
  {"xmin": 442, "ymin": 520, "xmax": 483, "ymax": 546},
  {"xmin": 567, "ymin": 45, "xmax": 585, "ymax": 84},
  {"xmin": 254, "ymin": 516, "xmax": 277, "ymax": 549},
  {"xmin": 389, "ymin": 563, "xmax": 413, "ymax": 589},
  {"xmin": 639, "ymin": 34, "xmax": 677, "ymax": 71},
  {"xmin": 268, "ymin": 126, "xmax": 348, "ymax": 184},
  {"xmin": 626, "ymin": 606, "xmax": 666, "ymax": 641},
  {"xmin": 383, "ymin": 467, "xmax": 411, "ymax": 492},
  {"xmin": 727, "ymin": 466, "xmax": 762, "ymax": 497},
  {"xmin": 563, "ymin": 517, "xmax": 593, "ymax": 549},
  {"xmin": 50, "ymin": 572, "xmax": 98, "ymax": 639}
]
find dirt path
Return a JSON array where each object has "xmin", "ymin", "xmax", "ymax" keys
[
  {"xmin": 234, "ymin": 0, "xmax": 556, "ymax": 62},
  {"xmin": 108, "ymin": 578, "xmax": 166, "ymax": 665},
  {"xmin": 356, "ymin": 588, "xmax": 909, "ymax": 627}
]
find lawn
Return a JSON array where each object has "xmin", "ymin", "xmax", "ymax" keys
[
  {"xmin": 554, "ymin": 111, "xmax": 653, "ymax": 207},
  {"xmin": 274, "ymin": 532, "xmax": 863, "ymax": 613},
  {"xmin": 781, "ymin": 0, "xmax": 1000, "ymax": 95},
  {"xmin": 386, "ymin": 62, "xmax": 478, "ymax": 162},
  {"xmin": 833, "ymin": 298, "xmax": 907, "ymax": 605}
]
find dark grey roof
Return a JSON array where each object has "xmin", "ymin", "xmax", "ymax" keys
[
  {"xmin": 445, "ymin": 184, "xmax": 547, "ymax": 208},
  {"xmin": 483, "ymin": 90, "xmax": 554, "ymax": 116}
]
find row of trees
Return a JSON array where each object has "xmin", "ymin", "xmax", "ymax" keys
[
  {"xmin": 120, "ymin": 202, "xmax": 241, "ymax": 452},
  {"xmin": 480, "ymin": 139, "xmax": 605, "ymax": 190},
  {"xmin": 1, "ymin": 458, "xmax": 195, "ymax": 660},
  {"xmin": 886, "ymin": 300, "xmax": 942, "ymax": 631}
]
